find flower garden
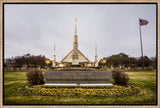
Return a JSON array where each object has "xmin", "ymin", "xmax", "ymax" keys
[
  {"xmin": 18, "ymin": 70, "xmax": 140, "ymax": 97},
  {"xmin": 4, "ymin": 71, "xmax": 156, "ymax": 104},
  {"xmin": 18, "ymin": 85, "xmax": 140, "ymax": 97}
]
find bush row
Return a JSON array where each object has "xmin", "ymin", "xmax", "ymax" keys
[{"xmin": 26, "ymin": 70, "xmax": 129, "ymax": 86}]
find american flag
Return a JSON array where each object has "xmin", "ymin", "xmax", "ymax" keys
[{"xmin": 139, "ymin": 19, "xmax": 149, "ymax": 26}]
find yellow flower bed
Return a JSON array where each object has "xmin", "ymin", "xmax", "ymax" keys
[{"xmin": 19, "ymin": 85, "xmax": 140, "ymax": 97}]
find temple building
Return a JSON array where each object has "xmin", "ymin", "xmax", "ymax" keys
[{"xmin": 53, "ymin": 18, "xmax": 98, "ymax": 68}]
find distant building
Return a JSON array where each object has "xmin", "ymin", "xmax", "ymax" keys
[{"xmin": 53, "ymin": 18, "xmax": 98, "ymax": 68}]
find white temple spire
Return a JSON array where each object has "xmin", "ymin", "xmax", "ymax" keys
[
  {"xmin": 52, "ymin": 44, "xmax": 56, "ymax": 67},
  {"xmin": 95, "ymin": 44, "xmax": 98, "ymax": 67},
  {"xmin": 75, "ymin": 17, "xmax": 77, "ymax": 35},
  {"xmin": 95, "ymin": 44, "xmax": 97, "ymax": 56},
  {"xmin": 54, "ymin": 43, "xmax": 55, "ymax": 56},
  {"xmin": 72, "ymin": 17, "xmax": 79, "ymax": 65}
]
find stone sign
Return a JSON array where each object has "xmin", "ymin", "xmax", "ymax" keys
[{"xmin": 44, "ymin": 71, "xmax": 112, "ymax": 86}]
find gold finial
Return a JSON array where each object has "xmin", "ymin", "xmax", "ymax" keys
[{"xmin": 75, "ymin": 17, "xmax": 77, "ymax": 35}]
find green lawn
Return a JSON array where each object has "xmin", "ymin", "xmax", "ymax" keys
[{"xmin": 4, "ymin": 70, "xmax": 157, "ymax": 105}]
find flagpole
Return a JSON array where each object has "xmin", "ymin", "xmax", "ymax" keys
[{"xmin": 139, "ymin": 18, "xmax": 144, "ymax": 70}]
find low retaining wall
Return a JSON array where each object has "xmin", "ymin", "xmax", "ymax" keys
[{"xmin": 44, "ymin": 71, "xmax": 112, "ymax": 85}]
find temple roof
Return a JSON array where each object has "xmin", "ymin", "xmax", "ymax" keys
[{"xmin": 61, "ymin": 49, "xmax": 90, "ymax": 63}]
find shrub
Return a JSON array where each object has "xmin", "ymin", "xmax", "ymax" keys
[
  {"xmin": 26, "ymin": 70, "xmax": 44, "ymax": 85},
  {"xmin": 112, "ymin": 70, "xmax": 129, "ymax": 86}
]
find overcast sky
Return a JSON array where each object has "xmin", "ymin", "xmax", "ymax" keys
[{"xmin": 4, "ymin": 4, "xmax": 156, "ymax": 61}]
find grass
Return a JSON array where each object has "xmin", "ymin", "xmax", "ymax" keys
[{"xmin": 3, "ymin": 70, "xmax": 157, "ymax": 105}]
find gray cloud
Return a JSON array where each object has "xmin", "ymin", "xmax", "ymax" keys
[{"xmin": 4, "ymin": 4, "xmax": 156, "ymax": 61}]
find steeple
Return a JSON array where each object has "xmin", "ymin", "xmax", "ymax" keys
[
  {"xmin": 75, "ymin": 17, "xmax": 77, "ymax": 35},
  {"xmin": 73, "ymin": 17, "xmax": 78, "ymax": 50},
  {"xmin": 95, "ymin": 44, "xmax": 97, "ymax": 56},
  {"xmin": 52, "ymin": 44, "xmax": 56, "ymax": 67},
  {"xmin": 54, "ymin": 43, "xmax": 55, "ymax": 56},
  {"xmin": 95, "ymin": 44, "xmax": 98, "ymax": 67},
  {"xmin": 72, "ymin": 17, "xmax": 79, "ymax": 65}
]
